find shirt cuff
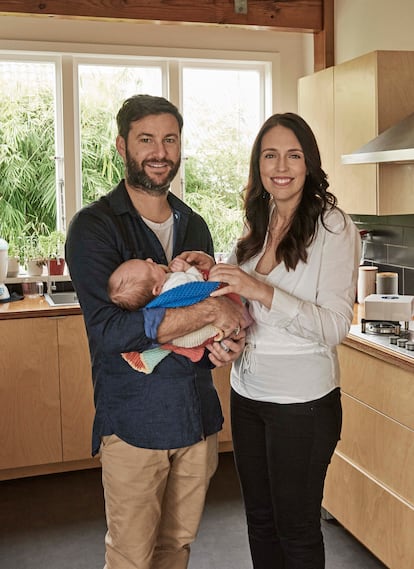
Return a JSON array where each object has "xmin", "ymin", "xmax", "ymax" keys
[{"xmin": 143, "ymin": 307, "xmax": 166, "ymax": 342}]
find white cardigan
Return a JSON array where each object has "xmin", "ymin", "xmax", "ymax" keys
[{"xmin": 228, "ymin": 208, "xmax": 361, "ymax": 404}]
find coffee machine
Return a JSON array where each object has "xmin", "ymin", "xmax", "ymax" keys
[{"xmin": 0, "ymin": 238, "xmax": 11, "ymax": 301}]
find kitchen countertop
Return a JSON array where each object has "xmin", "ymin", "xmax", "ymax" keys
[
  {"xmin": 343, "ymin": 303, "xmax": 414, "ymax": 373},
  {"xmin": 0, "ymin": 295, "xmax": 81, "ymax": 319},
  {"xmin": 1, "ymin": 297, "xmax": 413, "ymax": 372}
]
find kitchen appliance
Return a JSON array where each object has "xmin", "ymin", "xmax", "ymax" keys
[
  {"xmin": 0, "ymin": 238, "xmax": 11, "ymax": 301},
  {"xmin": 341, "ymin": 111, "xmax": 414, "ymax": 164},
  {"xmin": 364, "ymin": 293, "xmax": 414, "ymax": 324},
  {"xmin": 348, "ymin": 293, "xmax": 414, "ymax": 360}
]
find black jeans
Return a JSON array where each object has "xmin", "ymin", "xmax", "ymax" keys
[{"xmin": 231, "ymin": 387, "xmax": 342, "ymax": 569}]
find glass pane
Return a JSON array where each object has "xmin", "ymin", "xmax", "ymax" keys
[
  {"xmin": 78, "ymin": 64, "xmax": 163, "ymax": 205},
  {"xmin": 0, "ymin": 60, "xmax": 57, "ymax": 247},
  {"xmin": 182, "ymin": 66, "xmax": 262, "ymax": 256}
]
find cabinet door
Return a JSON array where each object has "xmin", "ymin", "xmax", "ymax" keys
[
  {"xmin": 212, "ymin": 364, "xmax": 232, "ymax": 451},
  {"xmin": 324, "ymin": 452, "xmax": 414, "ymax": 569},
  {"xmin": 0, "ymin": 318, "xmax": 62, "ymax": 469},
  {"xmin": 334, "ymin": 51, "xmax": 414, "ymax": 215},
  {"xmin": 298, "ymin": 66, "xmax": 335, "ymax": 191},
  {"xmin": 334, "ymin": 52, "xmax": 378, "ymax": 214},
  {"xmin": 57, "ymin": 315, "xmax": 95, "ymax": 462}
]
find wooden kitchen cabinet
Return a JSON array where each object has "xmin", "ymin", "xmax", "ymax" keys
[
  {"xmin": 323, "ymin": 344, "xmax": 414, "ymax": 568},
  {"xmin": 298, "ymin": 66, "xmax": 335, "ymax": 188},
  {"xmin": 0, "ymin": 318, "xmax": 62, "ymax": 470},
  {"xmin": 0, "ymin": 314, "xmax": 97, "ymax": 480},
  {"xmin": 299, "ymin": 50, "xmax": 414, "ymax": 215},
  {"xmin": 57, "ymin": 315, "xmax": 95, "ymax": 462},
  {"xmin": 0, "ymin": 311, "xmax": 232, "ymax": 480},
  {"xmin": 212, "ymin": 364, "xmax": 232, "ymax": 452}
]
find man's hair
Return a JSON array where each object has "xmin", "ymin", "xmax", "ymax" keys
[{"xmin": 116, "ymin": 94, "xmax": 184, "ymax": 141}]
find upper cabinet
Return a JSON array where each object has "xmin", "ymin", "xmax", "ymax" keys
[{"xmin": 299, "ymin": 51, "xmax": 414, "ymax": 215}]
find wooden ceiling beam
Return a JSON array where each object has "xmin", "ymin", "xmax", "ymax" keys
[
  {"xmin": 313, "ymin": 0, "xmax": 334, "ymax": 71},
  {"xmin": 0, "ymin": 1, "xmax": 323, "ymax": 33}
]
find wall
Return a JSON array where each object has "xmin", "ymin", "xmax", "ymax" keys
[
  {"xmin": 353, "ymin": 215, "xmax": 414, "ymax": 296},
  {"xmin": 334, "ymin": 0, "xmax": 414, "ymax": 293},
  {"xmin": 335, "ymin": 0, "xmax": 414, "ymax": 64}
]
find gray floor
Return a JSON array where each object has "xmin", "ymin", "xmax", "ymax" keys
[{"xmin": 0, "ymin": 452, "xmax": 386, "ymax": 569}]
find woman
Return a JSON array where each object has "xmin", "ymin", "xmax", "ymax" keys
[{"xmin": 182, "ymin": 112, "xmax": 360, "ymax": 568}]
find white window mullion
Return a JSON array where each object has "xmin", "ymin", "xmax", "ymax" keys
[{"xmin": 61, "ymin": 55, "xmax": 81, "ymax": 229}]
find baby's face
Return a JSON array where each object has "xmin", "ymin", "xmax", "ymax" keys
[{"xmin": 141, "ymin": 258, "xmax": 168, "ymax": 287}]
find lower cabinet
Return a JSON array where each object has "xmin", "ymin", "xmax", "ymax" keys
[
  {"xmin": 0, "ymin": 314, "xmax": 232, "ymax": 480},
  {"xmin": 212, "ymin": 364, "xmax": 232, "ymax": 452},
  {"xmin": 323, "ymin": 345, "xmax": 414, "ymax": 568},
  {"xmin": 0, "ymin": 318, "xmax": 62, "ymax": 470},
  {"xmin": 58, "ymin": 316, "xmax": 95, "ymax": 462}
]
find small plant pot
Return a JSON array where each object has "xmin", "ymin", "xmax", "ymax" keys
[
  {"xmin": 27, "ymin": 259, "xmax": 44, "ymax": 277},
  {"xmin": 7, "ymin": 256, "xmax": 20, "ymax": 277},
  {"xmin": 48, "ymin": 257, "xmax": 66, "ymax": 276}
]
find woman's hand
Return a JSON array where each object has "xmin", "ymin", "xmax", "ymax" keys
[
  {"xmin": 209, "ymin": 264, "xmax": 274, "ymax": 309},
  {"xmin": 206, "ymin": 329, "xmax": 246, "ymax": 367}
]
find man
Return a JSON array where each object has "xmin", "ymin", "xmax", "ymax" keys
[{"xmin": 65, "ymin": 94, "xmax": 246, "ymax": 569}]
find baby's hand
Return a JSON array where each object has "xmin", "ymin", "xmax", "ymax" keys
[
  {"xmin": 169, "ymin": 257, "xmax": 192, "ymax": 273},
  {"xmin": 175, "ymin": 251, "xmax": 215, "ymax": 272}
]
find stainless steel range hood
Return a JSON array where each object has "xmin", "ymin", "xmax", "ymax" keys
[{"xmin": 341, "ymin": 112, "xmax": 414, "ymax": 164}]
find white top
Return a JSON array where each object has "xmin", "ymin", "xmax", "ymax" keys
[
  {"xmin": 228, "ymin": 208, "xmax": 361, "ymax": 404},
  {"xmin": 142, "ymin": 213, "xmax": 174, "ymax": 262},
  {"xmin": 162, "ymin": 266, "xmax": 204, "ymax": 293}
]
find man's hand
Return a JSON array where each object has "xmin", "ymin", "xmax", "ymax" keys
[{"xmin": 157, "ymin": 295, "xmax": 246, "ymax": 345}]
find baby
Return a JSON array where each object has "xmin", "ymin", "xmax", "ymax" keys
[
  {"xmin": 108, "ymin": 256, "xmax": 212, "ymax": 311},
  {"xmin": 108, "ymin": 255, "xmax": 251, "ymax": 373}
]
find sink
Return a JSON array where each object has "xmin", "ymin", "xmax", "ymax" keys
[{"xmin": 44, "ymin": 291, "xmax": 79, "ymax": 306}]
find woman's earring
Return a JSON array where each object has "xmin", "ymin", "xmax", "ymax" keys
[{"xmin": 262, "ymin": 191, "xmax": 267, "ymax": 199}]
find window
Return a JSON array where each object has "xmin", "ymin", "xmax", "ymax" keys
[
  {"xmin": 0, "ymin": 46, "xmax": 274, "ymax": 257},
  {"xmin": 182, "ymin": 64, "xmax": 265, "ymax": 254},
  {"xmin": 78, "ymin": 62, "xmax": 164, "ymax": 205},
  {"xmin": 0, "ymin": 57, "xmax": 59, "ymax": 237}
]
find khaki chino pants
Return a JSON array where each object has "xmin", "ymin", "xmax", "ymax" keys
[{"xmin": 100, "ymin": 433, "xmax": 218, "ymax": 569}]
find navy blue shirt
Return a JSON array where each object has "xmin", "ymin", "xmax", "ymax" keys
[{"xmin": 65, "ymin": 181, "xmax": 223, "ymax": 455}]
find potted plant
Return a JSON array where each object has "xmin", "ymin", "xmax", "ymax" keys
[
  {"xmin": 39, "ymin": 230, "xmax": 66, "ymax": 276},
  {"xmin": 24, "ymin": 235, "xmax": 47, "ymax": 277}
]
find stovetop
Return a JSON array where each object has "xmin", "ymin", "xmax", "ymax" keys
[{"xmin": 348, "ymin": 321, "xmax": 414, "ymax": 360}]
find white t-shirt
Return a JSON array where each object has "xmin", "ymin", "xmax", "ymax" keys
[
  {"xmin": 142, "ymin": 213, "xmax": 174, "ymax": 262},
  {"xmin": 228, "ymin": 207, "xmax": 361, "ymax": 404}
]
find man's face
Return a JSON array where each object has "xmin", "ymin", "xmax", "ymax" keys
[{"xmin": 117, "ymin": 113, "xmax": 181, "ymax": 195}]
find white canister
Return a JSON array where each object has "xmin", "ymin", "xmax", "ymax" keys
[
  {"xmin": 357, "ymin": 266, "xmax": 378, "ymax": 304},
  {"xmin": 376, "ymin": 272, "xmax": 399, "ymax": 295}
]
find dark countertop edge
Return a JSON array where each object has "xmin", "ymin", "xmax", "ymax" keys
[{"xmin": 342, "ymin": 334, "xmax": 414, "ymax": 373}]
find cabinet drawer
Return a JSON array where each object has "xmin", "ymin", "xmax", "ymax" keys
[
  {"xmin": 338, "ymin": 393, "xmax": 414, "ymax": 504},
  {"xmin": 324, "ymin": 453, "xmax": 414, "ymax": 569},
  {"xmin": 338, "ymin": 345, "xmax": 414, "ymax": 430}
]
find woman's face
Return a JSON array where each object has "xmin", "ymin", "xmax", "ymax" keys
[{"xmin": 259, "ymin": 124, "xmax": 307, "ymax": 209}]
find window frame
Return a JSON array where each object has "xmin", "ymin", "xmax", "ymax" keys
[{"xmin": 0, "ymin": 40, "xmax": 279, "ymax": 230}]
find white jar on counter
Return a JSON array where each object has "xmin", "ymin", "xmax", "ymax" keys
[{"xmin": 357, "ymin": 266, "xmax": 378, "ymax": 304}]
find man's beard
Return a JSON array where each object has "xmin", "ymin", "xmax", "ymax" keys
[{"xmin": 125, "ymin": 150, "xmax": 180, "ymax": 196}]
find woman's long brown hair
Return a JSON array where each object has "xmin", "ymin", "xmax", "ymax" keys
[{"xmin": 236, "ymin": 112, "xmax": 340, "ymax": 270}]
